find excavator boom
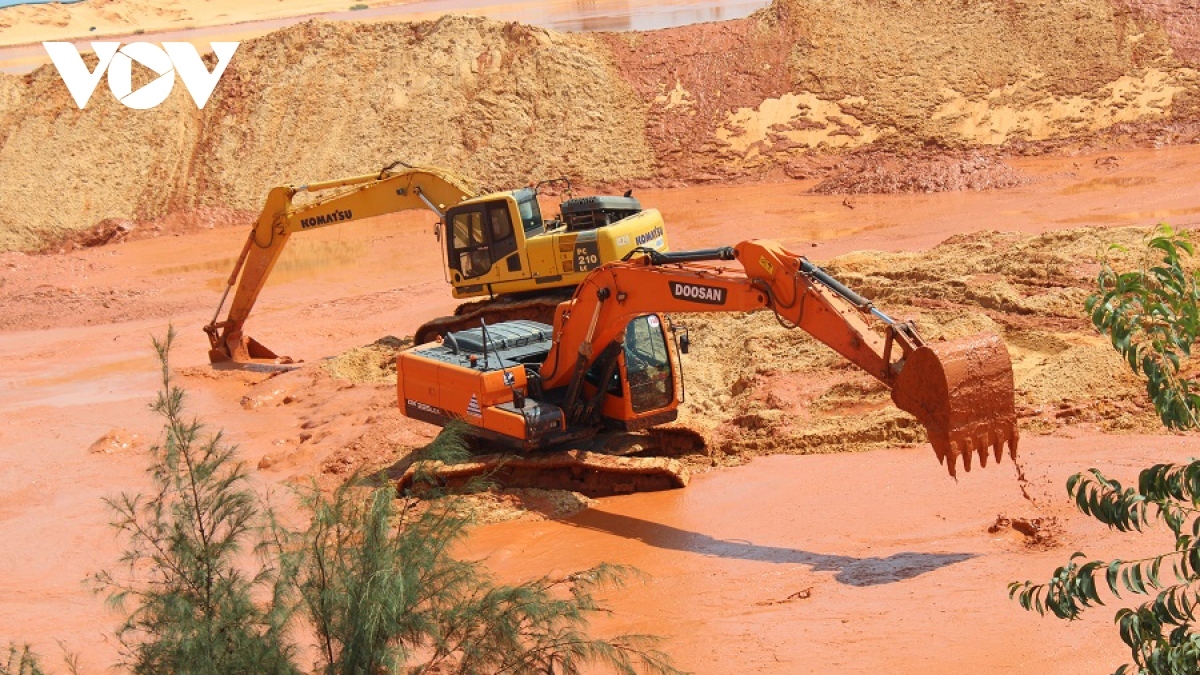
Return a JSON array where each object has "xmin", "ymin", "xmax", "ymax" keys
[
  {"xmin": 204, "ymin": 164, "xmax": 478, "ymax": 364},
  {"xmin": 537, "ymin": 240, "xmax": 1018, "ymax": 476}
]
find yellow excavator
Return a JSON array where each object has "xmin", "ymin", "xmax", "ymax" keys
[
  {"xmin": 397, "ymin": 240, "xmax": 1019, "ymax": 495},
  {"xmin": 204, "ymin": 162, "xmax": 670, "ymax": 364}
]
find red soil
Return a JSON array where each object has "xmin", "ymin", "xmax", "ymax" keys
[{"xmin": 0, "ymin": 144, "xmax": 1198, "ymax": 671}]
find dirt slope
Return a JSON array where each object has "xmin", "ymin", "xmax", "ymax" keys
[
  {"xmin": 1116, "ymin": 0, "xmax": 1200, "ymax": 64},
  {"xmin": 0, "ymin": 16, "xmax": 651, "ymax": 251},
  {"xmin": 2, "ymin": 0, "xmax": 1200, "ymax": 251},
  {"xmin": 603, "ymin": 0, "xmax": 1200, "ymax": 179}
]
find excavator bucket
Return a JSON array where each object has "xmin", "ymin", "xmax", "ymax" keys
[
  {"xmin": 890, "ymin": 333, "xmax": 1019, "ymax": 477},
  {"xmin": 207, "ymin": 334, "xmax": 295, "ymax": 367}
]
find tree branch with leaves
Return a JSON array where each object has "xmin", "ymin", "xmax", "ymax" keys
[{"xmin": 1011, "ymin": 224, "xmax": 1200, "ymax": 675}]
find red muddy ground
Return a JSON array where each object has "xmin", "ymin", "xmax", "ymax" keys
[{"xmin": 1, "ymin": 144, "xmax": 1199, "ymax": 672}]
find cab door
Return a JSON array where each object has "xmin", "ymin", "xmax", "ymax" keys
[
  {"xmin": 622, "ymin": 314, "xmax": 675, "ymax": 414},
  {"xmin": 598, "ymin": 315, "xmax": 678, "ymax": 426},
  {"xmin": 446, "ymin": 200, "xmax": 525, "ymax": 287}
]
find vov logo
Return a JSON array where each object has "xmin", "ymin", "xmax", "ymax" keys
[{"xmin": 42, "ymin": 42, "xmax": 239, "ymax": 110}]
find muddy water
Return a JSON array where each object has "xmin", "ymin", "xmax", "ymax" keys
[
  {"xmin": 644, "ymin": 145, "xmax": 1200, "ymax": 257},
  {"xmin": 466, "ymin": 440, "xmax": 1188, "ymax": 674},
  {"xmin": 1, "ymin": 144, "xmax": 1199, "ymax": 670},
  {"xmin": 152, "ymin": 144, "xmax": 1200, "ymax": 287}
]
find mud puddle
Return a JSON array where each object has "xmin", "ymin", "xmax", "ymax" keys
[
  {"xmin": 153, "ymin": 213, "xmax": 437, "ymax": 288},
  {"xmin": 9, "ymin": 355, "xmax": 158, "ymax": 410},
  {"xmin": 155, "ymin": 239, "xmax": 372, "ymax": 291},
  {"xmin": 465, "ymin": 437, "xmax": 1192, "ymax": 674}
]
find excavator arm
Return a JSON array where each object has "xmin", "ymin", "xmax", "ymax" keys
[
  {"xmin": 204, "ymin": 165, "xmax": 477, "ymax": 364},
  {"xmin": 539, "ymin": 240, "xmax": 1019, "ymax": 476}
]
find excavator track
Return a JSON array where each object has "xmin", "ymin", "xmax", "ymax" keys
[
  {"xmin": 647, "ymin": 425, "xmax": 708, "ymax": 456},
  {"xmin": 413, "ymin": 288, "xmax": 576, "ymax": 345},
  {"xmin": 396, "ymin": 428, "xmax": 705, "ymax": 497},
  {"xmin": 396, "ymin": 450, "xmax": 689, "ymax": 498}
]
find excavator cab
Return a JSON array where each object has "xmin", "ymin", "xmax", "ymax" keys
[
  {"xmin": 440, "ymin": 190, "xmax": 669, "ymax": 301},
  {"xmin": 443, "ymin": 194, "xmax": 529, "ymax": 284},
  {"xmin": 598, "ymin": 315, "xmax": 680, "ymax": 423}
]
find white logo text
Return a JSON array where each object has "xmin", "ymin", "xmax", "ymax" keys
[{"xmin": 42, "ymin": 41, "xmax": 239, "ymax": 110}]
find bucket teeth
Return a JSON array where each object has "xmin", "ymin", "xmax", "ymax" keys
[{"xmin": 934, "ymin": 423, "xmax": 1019, "ymax": 478}]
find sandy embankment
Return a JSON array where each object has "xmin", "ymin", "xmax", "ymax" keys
[{"xmin": 1, "ymin": 0, "xmax": 1200, "ymax": 252}]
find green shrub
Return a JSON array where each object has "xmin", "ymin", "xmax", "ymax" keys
[
  {"xmin": 91, "ymin": 327, "xmax": 297, "ymax": 675},
  {"xmin": 79, "ymin": 328, "xmax": 681, "ymax": 675},
  {"xmin": 2, "ymin": 644, "xmax": 47, "ymax": 675},
  {"xmin": 1011, "ymin": 225, "xmax": 1200, "ymax": 675},
  {"xmin": 283, "ymin": 427, "xmax": 682, "ymax": 674}
]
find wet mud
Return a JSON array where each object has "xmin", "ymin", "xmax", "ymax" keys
[{"xmin": 0, "ymin": 136, "xmax": 1197, "ymax": 671}]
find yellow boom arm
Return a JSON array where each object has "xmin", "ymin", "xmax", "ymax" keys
[{"xmin": 204, "ymin": 165, "xmax": 477, "ymax": 364}]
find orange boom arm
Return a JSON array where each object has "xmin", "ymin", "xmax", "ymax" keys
[{"xmin": 538, "ymin": 240, "xmax": 1019, "ymax": 476}]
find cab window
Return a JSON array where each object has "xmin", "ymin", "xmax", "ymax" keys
[
  {"xmin": 514, "ymin": 188, "xmax": 543, "ymax": 233},
  {"xmin": 488, "ymin": 204, "xmax": 517, "ymax": 261},
  {"xmin": 624, "ymin": 315, "xmax": 673, "ymax": 413},
  {"xmin": 449, "ymin": 208, "xmax": 490, "ymax": 279}
]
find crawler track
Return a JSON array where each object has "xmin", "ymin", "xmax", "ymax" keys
[{"xmin": 396, "ymin": 450, "xmax": 690, "ymax": 497}]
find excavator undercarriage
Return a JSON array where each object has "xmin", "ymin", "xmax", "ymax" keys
[
  {"xmin": 398, "ymin": 449, "xmax": 691, "ymax": 498},
  {"xmin": 397, "ymin": 425, "xmax": 704, "ymax": 497}
]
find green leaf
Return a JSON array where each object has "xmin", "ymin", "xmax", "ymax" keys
[
  {"xmin": 1131, "ymin": 564, "xmax": 1146, "ymax": 594},
  {"xmin": 1106, "ymin": 560, "xmax": 1124, "ymax": 598}
]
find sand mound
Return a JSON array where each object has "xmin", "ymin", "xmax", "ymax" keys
[
  {"xmin": 0, "ymin": 15, "xmax": 651, "ymax": 252},
  {"xmin": 1019, "ymin": 342, "xmax": 1143, "ymax": 405},
  {"xmin": 824, "ymin": 227, "xmax": 1158, "ymax": 322},
  {"xmin": 672, "ymin": 226, "xmax": 1174, "ymax": 458},
  {"xmin": 88, "ymin": 427, "xmax": 144, "ymax": 455},
  {"xmin": 323, "ymin": 335, "xmax": 412, "ymax": 384},
  {"xmin": 603, "ymin": 0, "xmax": 1200, "ymax": 179},
  {"xmin": 3, "ymin": 1, "xmax": 1200, "ymax": 250},
  {"xmin": 810, "ymin": 152, "xmax": 1028, "ymax": 195}
]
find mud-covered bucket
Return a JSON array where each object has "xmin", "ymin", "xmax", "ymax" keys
[{"xmin": 891, "ymin": 333, "xmax": 1019, "ymax": 477}]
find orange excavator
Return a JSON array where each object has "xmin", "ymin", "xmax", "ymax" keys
[{"xmin": 396, "ymin": 240, "xmax": 1019, "ymax": 495}]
